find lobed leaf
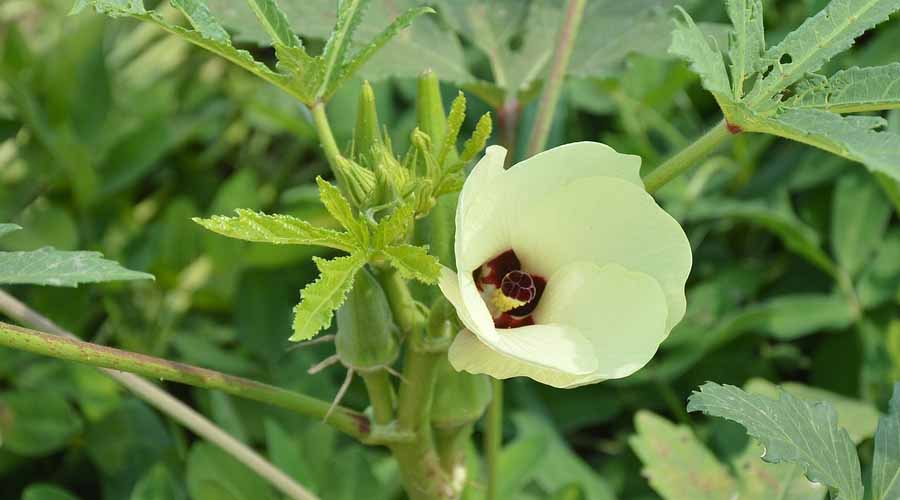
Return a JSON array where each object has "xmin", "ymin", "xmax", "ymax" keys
[
  {"xmin": 318, "ymin": 0, "xmax": 370, "ymax": 98},
  {"xmin": 290, "ymin": 253, "xmax": 366, "ymax": 341},
  {"xmin": 786, "ymin": 63, "xmax": 900, "ymax": 113},
  {"xmin": 193, "ymin": 209, "xmax": 357, "ymax": 252},
  {"xmin": 333, "ymin": 6, "xmax": 434, "ymax": 98},
  {"xmin": 688, "ymin": 382, "xmax": 864, "ymax": 500},
  {"xmin": 726, "ymin": 0, "xmax": 764, "ymax": 98},
  {"xmin": 380, "ymin": 244, "xmax": 440, "ymax": 283},
  {"xmin": 630, "ymin": 411, "xmax": 737, "ymax": 500},
  {"xmin": 316, "ymin": 177, "xmax": 369, "ymax": 246},
  {"xmin": 745, "ymin": 0, "xmax": 900, "ymax": 107},
  {"xmin": 0, "ymin": 248, "xmax": 153, "ymax": 287},
  {"xmin": 373, "ymin": 201, "xmax": 415, "ymax": 249},
  {"xmin": 243, "ymin": 0, "xmax": 301, "ymax": 48},
  {"xmin": 872, "ymin": 383, "xmax": 900, "ymax": 500},
  {"xmin": 750, "ymin": 108, "xmax": 900, "ymax": 181},
  {"xmin": 669, "ymin": 8, "xmax": 732, "ymax": 101},
  {"xmin": 75, "ymin": 0, "xmax": 320, "ymax": 104}
]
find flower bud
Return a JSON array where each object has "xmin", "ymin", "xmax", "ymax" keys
[
  {"xmin": 416, "ymin": 70, "xmax": 447, "ymax": 154},
  {"xmin": 333, "ymin": 155, "xmax": 376, "ymax": 208},
  {"xmin": 354, "ymin": 81, "xmax": 382, "ymax": 168},
  {"xmin": 336, "ymin": 267, "xmax": 399, "ymax": 372}
]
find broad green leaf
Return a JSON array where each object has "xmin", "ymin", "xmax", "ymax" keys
[
  {"xmin": 732, "ymin": 444, "xmax": 828, "ymax": 500},
  {"xmin": 787, "ymin": 63, "xmax": 900, "ymax": 113},
  {"xmin": 0, "ymin": 224, "xmax": 21, "ymax": 238},
  {"xmin": 316, "ymin": 177, "xmax": 368, "ymax": 245},
  {"xmin": 670, "ymin": 8, "xmax": 732, "ymax": 101},
  {"xmin": 688, "ymin": 382, "xmax": 864, "ymax": 500},
  {"xmin": 857, "ymin": 229, "xmax": 900, "ymax": 308},
  {"xmin": 242, "ymin": 0, "xmax": 301, "ymax": 48},
  {"xmin": 687, "ymin": 198, "xmax": 836, "ymax": 275},
  {"xmin": 381, "ymin": 244, "xmax": 440, "ymax": 283},
  {"xmin": 170, "ymin": 0, "xmax": 229, "ymax": 42},
  {"xmin": 749, "ymin": 108, "xmax": 900, "ymax": 181},
  {"xmin": 745, "ymin": 379, "xmax": 881, "ymax": 443},
  {"xmin": 872, "ymin": 383, "xmax": 900, "ymax": 500},
  {"xmin": 0, "ymin": 390, "xmax": 83, "ymax": 457},
  {"xmin": 77, "ymin": 0, "xmax": 319, "ymax": 104},
  {"xmin": 630, "ymin": 411, "xmax": 736, "ymax": 500},
  {"xmin": 186, "ymin": 442, "xmax": 278, "ymax": 500},
  {"xmin": 437, "ymin": 0, "xmax": 562, "ymax": 96},
  {"xmin": 512, "ymin": 413, "xmax": 616, "ymax": 500},
  {"xmin": 0, "ymin": 248, "xmax": 153, "ymax": 287},
  {"xmin": 745, "ymin": 0, "xmax": 900, "ymax": 107},
  {"xmin": 290, "ymin": 253, "xmax": 366, "ymax": 341},
  {"xmin": 131, "ymin": 464, "xmax": 187, "ymax": 500},
  {"xmin": 373, "ymin": 201, "xmax": 415, "ymax": 248},
  {"xmin": 726, "ymin": 0, "xmax": 764, "ymax": 98},
  {"xmin": 193, "ymin": 209, "xmax": 356, "ymax": 252},
  {"xmin": 569, "ymin": 1, "xmax": 690, "ymax": 79},
  {"xmin": 334, "ymin": 6, "xmax": 434, "ymax": 95},
  {"xmin": 22, "ymin": 485, "xmax": 82, "ymax": 500},
  {"xmin": 497, "ymin": 434, "xmax": 548, "ymax": 499},
  {"xmin": 750, "ymin": 294, "xmax": 855, "ymax": 340},
  {"xmin": 207, "ymin": 0, "xmax": 472, "ymax": 83},
  {"xmin": 831, "ymin": 173, "xmax": 892, "ymax": 276}
]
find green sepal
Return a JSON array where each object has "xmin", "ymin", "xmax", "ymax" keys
[{"xmin": 335, "ymin": 267, "xmax": 400, "ymax": 371}]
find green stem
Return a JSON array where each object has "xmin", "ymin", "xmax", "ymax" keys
[
  {"xmin": 361, "ymin": 369, "xmax": 395, "ymax": 426},
  {"xmin": 0, "ymin": 321, "xmax": 370, "ymax": 442},
  {"xmin": 485, "ymin": 378, "xmax": 503, "ymax": 500},
  {"xmin": 524, "ymin": 0, "xmax": 587, "ymax": 158},
  {"xmin": 311, "ymin": 100, "xmax": 342, "ymax": 170},
  {"xmin": 0, "ymin": 291, "xmax": 316, "ymax": 500},
  {"xmin": 435, "ymin": 423, "xmax": 473, "ymax": 474},
  {"xmin": 642, "ymin": 119, "xmax": 732, "ymax": 194},
  {"xmin": 392, "ymin": 341, "xmax": 449, "ymax": 500}
]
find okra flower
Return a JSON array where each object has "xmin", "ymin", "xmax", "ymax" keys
[{"xmin": 439, "ymin": 143, "xmax": 692, "ymax": 388}]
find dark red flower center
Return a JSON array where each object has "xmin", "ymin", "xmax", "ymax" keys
[{"xmin": 473, "ymin": 249, "xmax": 546, "ymax": 329}]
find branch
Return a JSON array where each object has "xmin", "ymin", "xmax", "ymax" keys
[
  {"xmin": 0, "ymin": 290, "xmax": 318, "ymax": 499},
  {"xmin": 524, "ymin": 0, "xmax": 587, "ymax": 158},
  {"xmin": 0, "ymin": 319, "xmax": 371, "ymax": 442}
]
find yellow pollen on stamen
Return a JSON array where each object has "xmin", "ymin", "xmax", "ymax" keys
[{"xmin": 490, "ymin": 288, "xmax": 527, "ymax": 313}]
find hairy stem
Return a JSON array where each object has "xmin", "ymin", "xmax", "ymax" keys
[
  {"xmin": 311, "ymin": 100, "xmax": 342, "ymax": 169},
  {"xmin": 0, "ymin": 320, "xmax": 370, "ymax": 441},
  {"xmin": 485, "ymin": 378, "xmax": 504, "ymax": 500},
  {"xmin": 643, "ymin": 119, "xmax": 732, "ymax": 193},
  {"xmin": 0, "ymin": 290, "xmax": 316, "ymax": 500},
  {"xmin": 524, "ymin": 0, "xmax": 587, "ymax": 158}
]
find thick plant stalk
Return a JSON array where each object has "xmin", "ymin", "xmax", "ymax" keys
[
  {"xmin": 524, "ymin": 0, "xmax": 588, "ymax": 158},
  {"xmin": 0, "ymin": 319, "xmax": 371, "ymax": 441},
  {"xmin": 485, "ymin": 378, "xmax": 504, "ymax": 500},
  {"xmin": 642, "ymin": 119, "xmax": 732, "ymax": 193},
  {"xmin": 0, "ymin": 290, "xmax": 317, "ymax": 500}
]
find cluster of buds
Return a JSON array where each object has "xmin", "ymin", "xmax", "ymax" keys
[{"xmin": 330, "ymin": 72, "xmax": 492, "ymax": 223}]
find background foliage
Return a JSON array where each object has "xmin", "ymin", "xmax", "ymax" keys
[{"xmin": 0, "ymin": 0, "xmax": 898, "ymax": 498}]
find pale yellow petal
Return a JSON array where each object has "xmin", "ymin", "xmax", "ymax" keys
[
  {"xmin": 535, "ymin": 262, "xmax": 669, "ymax": 384},
  {"xmin": 454, "ymin": 142, "xmax": 643, "ymax": 274},
  {"xmin": 511, "ymin": 176, "xmax": 691, "ymax": 331},
  {"xmin": 448, "ymin": 329, "xmax": 596, "ymax": 389}
]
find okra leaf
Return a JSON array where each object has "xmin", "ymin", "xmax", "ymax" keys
[{"xmin": 290, "ymin": 253, "xmax": 366, "ymax": 341}]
